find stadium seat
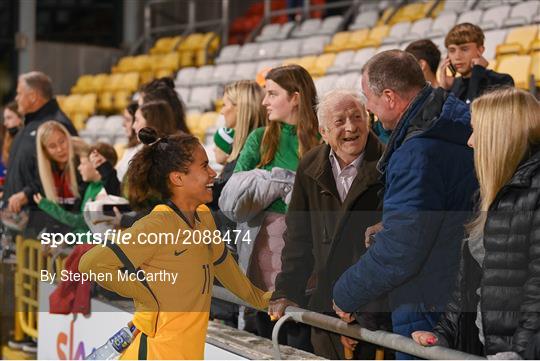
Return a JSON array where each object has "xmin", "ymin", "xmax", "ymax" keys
[
  {"xmin": 349, "ymin": 10, "xmax": 379, "ymax": 30},
  {"xmin": 479, "ymin": 4, "xmax": 511, "ymax": 30},
  {"xmin": 113, "ymin": 91, "xmax": 131, "ymax": 112},
  {"xmin": 496, "ymin": 25, "xmax": 539, "ymax": 56},
  {"xmin": 80, "ymin": 93, "xmax": 97, "ymax": 115},
  {"xmin": 343, "ymin": 28, "xmax": 370, "ymax": 50},
  {"xmin": 71, "ymin": 75, "xmax": 94, "ymax": 94},
  {"xmin": 194, "ymin": 32, "xmax": 220, "ymax": 66},
  {"xmin": 282, "ymin": 57, "xmax": 301, "ymax": 66},
  {"xmin": 119, "ymin": 72, "xmax": 140, "ymax": 92},
  {"xmin": 496, "ymin": 54, "xmax": 532, "ymax": 89},
  {"xmin": 231, "ymin": 62, "xmax": 258, "ymax": 81},
  {"xmin": 211, "ymin": 63, "xmax": 237, "ymax": 84},
  {"xmin": 318, "ymin": 15, "xmax": 343, "ymax": 35},
  {"xmin": 152, "ymin": 52, "xmax": 180, "ymax": 76},
  {"xmin": 327, "ymin": 50, "xmax": 355, "ymax": 73},
  {"xmin": 336, "ymin": 71, "xmax": 361, "ymax": 90},
  {"xmin": 504, "ymin": 1, "xmax": 540, "ymax": 27},
  {"xmin": 361, "ymin": 25, "xmax": 390, "ymax": 48},
  {"xmin": 311, "ymin": 53, "xmax": 336, "ymax": 77},
  {"xmin": 295, "ymin": 55, "xmax": 318, "ymax": 74},
  {"xmin": 237, "ymin": 43, "xmax": 260, "ymax": 61},
  {"xmin": 254, "ymin": 41, "xmax": 280, "ymax": 60},
  {"xmin": 382, "ymin": 22, "xmax": 412, "ymax": 45},
  {"xmin": 293, "ymin": 18, "xmax": 322, "ymax": 37},
  {"xmin": 98, "ymin": 92, "xmax": 114, "ymax": 112},
  {"xmin": 186, "ymin": 85, "xmax": 219, "ymax": 112},
  {"xmin": 104, "ymin": 73, "xmax": 124, "ymax": 92},
  {"xmin": 191, "ymin": 65, "xmax": 215, "ymax": 86},
  {"xmin": 314, "ymin": 74, "xmax": 339, "ymax": 96},
  {"xmin": 390, "ymin": 2, "xmax": 430, "ymax": 25},
  {"xmin": 133, "ymin": 55, "xmax": 153, "ymax": 73},
  {"xmin": 150, "ymin": 36, "xmax": 182, "ymax": 55},
  {"xmin": 175, "ymin": 67, "xmax": 197, "ymax": 87},
  {"xmin": 256, "ymin": 23, "xmax": 281, "ymax": 42},
  {"xmin": 277, "ymin": 39, "xmax": 302, "ymax": 58},
  {"xmin": 402, "ymin": 18, "xmax": 433, "ymax": 42},
  {"xmin": 478, "ymin": 0, "xmax": 505, "ymax": 9},
  {"xmin": 91, "ymin": 74, "xmax": 109, "ymax": 93},
  {"xmin": 325, "ymin": 31, "xmax": 351, "ymax": 53},
  {"xmin": 215, "ymin": 45, "xmax": 241, "ymax": 64},
  {"xmin": 112, "ymin": 56, "xmax": 136, "ymax": 73},
  {"xmin": 484, "ymin": 29, "xmax": 509, "ymax": 60},
  {"xmin": 430, "ymin": 12, "xmax": 458, "ymax": 38},
  {"xmin": 457, "ymin": 9, "xmax": 484, "ymax": 25},
  {"xmin": 301, "ymin": 35, "xmax": 331, "ymax": 56},
  {"xmin": 440, "ymin": 0, "xmax": 475, "ymax": 14},
  {"xmin": 346, "ymin": 47, "xmax": 376, "ymax": 71},
  {"xmin": 175, "ymin": 87, "xmax": 190, "ymax": 104}
]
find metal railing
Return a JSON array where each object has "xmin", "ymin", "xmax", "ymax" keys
[{"xmin": 212, "ymin": 286, "xmax": 486, "ymax": 360}]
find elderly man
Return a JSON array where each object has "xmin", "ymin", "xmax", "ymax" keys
[
  {"xmin": 3, "ymin": 71, "xmax": 77, "ymax": 231},
  {"xmin": 268, "ymin": 89, "xmax": 385, "ymax": 359},
  {"xmin": 332, "ymin": 50, "xmax": 478, "ymax": 359}
]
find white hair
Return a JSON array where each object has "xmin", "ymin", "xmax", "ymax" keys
[{"xmin": 316, "ymin": 89, "xmax": 367, "ymax": 128}]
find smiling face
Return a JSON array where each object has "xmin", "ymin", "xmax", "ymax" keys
[
  {"xmin": 43, "ymin": 130, "xmax": 69, "ymax": 165},
  {"xmin": 361, "ymin": 73, "xmax": 401, "ymax": 131},
  {"xmin": 262, "ymin": 79, "xmax": 298, "ymax": 124},
  {"xmin": 320, "ymin": 96, "xmax": 369, "ymax": 166},
  {"xmin": 174, "ymin": 144, "xmax": 217, "ymax": 207},
  {"xmin": 447, "ymin": 42, "xmax": 484, "ymax": 78}
]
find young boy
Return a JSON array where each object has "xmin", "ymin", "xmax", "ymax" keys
[
  {"xmin": 440, "ymin": 23, "xmax": 514, "ymax": 104},
  {"xmin": 35, "ymin": 141, "xmax": 119, "ymax": 234},
  {"xmin": 405, "ymin": 39, "xmax": 441, "ymax": 88}
]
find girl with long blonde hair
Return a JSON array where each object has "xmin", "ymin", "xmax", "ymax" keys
[
  {"xmin": 413, "ymin": 87, "xmax": 540, "ymax": 358},
  {"xmin": 36, "ymin": 121, "xmax": 79, "ymax": 205}
]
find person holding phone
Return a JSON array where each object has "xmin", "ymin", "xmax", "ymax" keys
[{"xmin": 438, "ymin": 23, "xmax": 514, "ymax": 105}]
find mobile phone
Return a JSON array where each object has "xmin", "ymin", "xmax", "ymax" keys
[
  {"xmin": 448, "ymin": 62, "xmax": 457, "ymax": 77},
  {"xmin": 102, "ymin": 204, "xmax": 131, "ymax": 216}
]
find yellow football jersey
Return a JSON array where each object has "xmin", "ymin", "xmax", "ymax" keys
[{"xmin": 79, "ymin": 203, "xmax": 270, "ymax": 360}]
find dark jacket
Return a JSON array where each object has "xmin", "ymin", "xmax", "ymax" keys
[
  {"xmin": 273, "ymin": 132, "xmax": 384, "ymax": 313},
  {"xmin": 2, "ymin": 99, "xmax": 77, "ymax": 202},
  {"xmin": 450, "ymin": 65, "xmax": 514, "ymax": 105},
  {"xmin": 333, "ymin": 86, "xmax": 478, "ymax": 318},
  {"xmin": 434, "ymin": 148, "xmax": 540, "ymax": 357}
]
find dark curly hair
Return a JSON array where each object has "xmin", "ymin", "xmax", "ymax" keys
[{"xmin": 126, "ymin": 127, "xmax": 199, "ymax": 208}]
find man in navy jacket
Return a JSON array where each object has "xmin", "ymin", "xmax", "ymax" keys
[{"xmin": 332, "ymin": 50, "xmax": 478, "ymax": 359}]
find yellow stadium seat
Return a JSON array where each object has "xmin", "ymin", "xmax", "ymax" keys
[
  {"xmin": 62, "ymin": 94, "xmax": 82, "ymax": 114},
  {"xmin": 98, "ymin": 92, "xmax": 114, "ymax": 112},
  {"xmin": 530, "ymin": 29, "xmax": 540, "ymax": 52},
  {"xmin": 133, "ymin": 55, "xmax": 153, "ymax": 73},
  {"xmin": 360, "ymin": 25, "xmax": 390, "ymax": 48},
  {"xmin": 152, "ymin": 52, "xmax": 180, "ymax": 73},
  {"xmin": 91, "ymin": 74, "xmax": 109, "ymax": 93},
  {"xmin": 80, "ymin": 93, "xmax": 97, "ymax": 115},
  {"xmin": 296, "ymin": 56, "xmax": 318, "ymax": 74},
  {"xmin": 531, "ymin": 53, "xmax": 540, "ymax": 86},
  {"xmin": 311, "ymin": 53, "xmax": 336, "ymax": 77},
  {"xmin": 104, "ymin": 74, "xmax": 124, "ymax": 92},
  {"xmin": 377, "ymin": 7, "xmax": 395, "ymax": 26},
  {"xmin": 56, "ymin": 95, "xmax": 67, "ymax": 111},
  {"xmin": 179, "ymin": 33, "xmax": 205, "ymax": 52},
  {"xmin": 140, "ymin": 71, "xmax": 155, "ymax": 85},
  {"xmin": 150, "ymin": 36, "xmax": 182, "ymax": 55},
  {"xmin": 70, "ymin": 113, "xmax": 88, "ymax": 131},
  {"xmin": 496, "ymin": 55, "xmax": 532, "ymax": 90},
  {"xmin": 112, "ymin": 56, "xmax": 136, "ymax": 73},
  {"xmin": 71, "ymin": 75, "xmax": 93, "ymax": 94},
  {"xmin": 120, "ymin": 72, "xmax": 140, "ymax": 92},
  {"xmin": 154, "ymin": 69, "xmax": 174, "ymax": 79},
  {"xmin": 186, "ymin": 112, "xmax": 204, "ymax": 140},
  {"xmin": 343, "ymin": 28, "xmax": 370, "ymax": 50},
  {"xmin": 390, "ymin": 1, "xmax": 434, "ymax": 24},
  {"xmin": 113, "ymin": 91, "xmax": 132, "ymax": 112},
  {"xmin": 325, "ymin": 32, "xmax": 351, "ymax": 53},
  {"xmin": 496, "ymin": 25, "xmax": 539, "ymax": 56},
  {"xmin": 196, "ymin": 32, "xmax": 220, "ymax": 66}
]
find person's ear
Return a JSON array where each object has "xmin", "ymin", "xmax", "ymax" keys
[
  {"xmin": 478, "ymin": 45, "xmax": 485, "ymax": 57},
  {"xmin": 169, "ymin": 171, "xmax": 184, "ymax": 187},
  {"xmin": 319, "ymin": 126, "xmax": 329, "ymax": 143},
  {"xmin": 418, "ymin": 59, "xmax": 428, "ymax": 72},
  {"xmin": 291, "ymin": 92, "xmax": 300, "ymax": 107},
  {"xmin": 383, "ymin": 89, "xmax": 394, "ymax": 108}
]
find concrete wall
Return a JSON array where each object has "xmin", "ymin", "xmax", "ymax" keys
[{"xmin": 34, "ymin": 42, "xmax": 123, "ymax": 95}]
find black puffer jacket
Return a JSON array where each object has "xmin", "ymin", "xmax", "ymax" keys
[{"xmin": 434, "ymin": 148, "xmax": 540, "ymax": 357}]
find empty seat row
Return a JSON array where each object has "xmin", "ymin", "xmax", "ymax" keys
[
  {"xmin": 71, "ymin": 73, "xmax": 139, "ymax": 94},
  {"xmin": 215, "ymin": 35, "xmax": 331, "ymax": 63}
]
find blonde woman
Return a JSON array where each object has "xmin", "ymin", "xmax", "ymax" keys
[
  {"xmin": 32, "ymin": 121, "xmax": 80, "ymax": 234},
  {"xmin": 412, "ymin": 88, "xmax": 540, "ymax": 358},
  {"xmin": 210, "ymin": 80, "xmax": 267, "ymax": 207}
]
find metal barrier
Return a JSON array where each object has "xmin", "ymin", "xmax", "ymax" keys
[
  {"xmin": 13, "ymin": 236, "xmax": 69, "ymax": 339},
  {"xmin": 212, "ymin": 286, "xmax": 486, "ymax": 360}
]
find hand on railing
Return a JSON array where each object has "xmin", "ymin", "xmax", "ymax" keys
[
  {"xmin": 333, "ymin": 300, "xmax": 355, "ymax": 323},
  {"xmin": 268, "ymin": 298, "xmax": 299, "ymax": 321},
  {"xmin": 411, "ymin": 331, "xmax": 438, "ymax": 346}
]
